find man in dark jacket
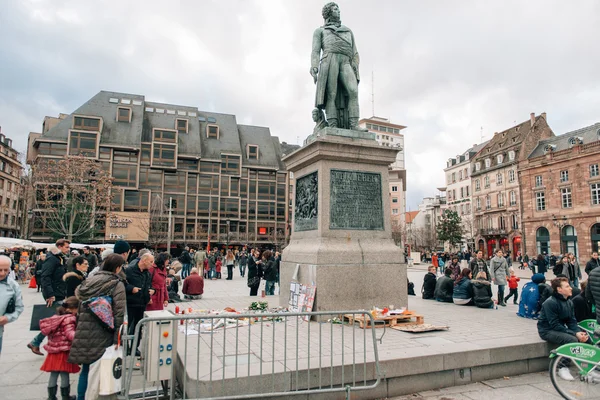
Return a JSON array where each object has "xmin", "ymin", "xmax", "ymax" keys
[
  {"xmin": 469, "ymin": 250, "xmax": 491, "ymax": 281},
  {"xmin": 28, "ymin": 239, "xmax": 70, "ymax": 356},
  {"xmin": 421, "ymin": 266, "xmax": 437, "ymax": 299},
  {"xmin": 434, "ymin": 268, "xmax": 454, "ymax": 303},
  {"xmin": 538, "ymin": 277, "xmax": 591, "ymax": 380},
  {"xmin": 82, "ymin": 246, "xmax": 98, "ymax": 271},
  {"xmin": 586, "ymin": 252, "xmax": 600, "ymax": 276},
  {"xmin": 125, "ymin": 253, "xmax": 155, "ymax": 355}
]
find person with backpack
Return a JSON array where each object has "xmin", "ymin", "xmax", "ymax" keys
[
  {"xmin": 518, "ymin": 273, "xmax": 543, "ymax": 319},
  {"xmin": 490, "ymin": 249, "xmax": 511, "ymax": 307},
  {"xmin": 0, "ymin": 255, "xmax": 24, "ymax": 357},
  {"xmin": 68, "ymin": 254, "xmax": 126, "ymax": 399}
]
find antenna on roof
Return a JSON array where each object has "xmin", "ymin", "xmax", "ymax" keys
[
  {"xmin": 371, "ymin": 70, "xmax": 375, "ymax": 117},
  {"xmin": 480, "ymin": 126, "xmax": 483, "ymax": 143},
  {"xmin": 296, "ymin": 136, "xmax": 300, "ymax": 145}
]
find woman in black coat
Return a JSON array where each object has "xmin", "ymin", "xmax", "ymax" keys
[
  {"xmin": 536, "ymin": 254, "xmax": 548, "ymax": 275},
  {"xmin": 421, "ymin": 266, "xmax": 437, "ymax": 299},
  {"xmin": 247, "ymin": 249, "xmax": 262, "ymax": 296},
  {"xmin": 573, "ymin": 281, "xmax": 594, "ymax": 322}
]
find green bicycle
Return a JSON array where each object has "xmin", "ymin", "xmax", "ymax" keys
[{"xmin": 549, "ymin": 320, "xmax": 600, "ymax": 399}]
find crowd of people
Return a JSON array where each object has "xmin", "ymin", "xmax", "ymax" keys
[
  {"xmin": 418, "ymin": 248, "xmax": 600, "ymax": 381},
  {"xmin": 0, "ymin": 238, "xmax": 283, "ymax": 399}
]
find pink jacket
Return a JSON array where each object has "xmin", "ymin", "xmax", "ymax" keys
[
  {"xmin": 40, "ymin": 313, "xmax": 77, "ymax": 354},
  {"xmin": 146, "ymin": 266, "xmax": 169, "ymax": 311}
]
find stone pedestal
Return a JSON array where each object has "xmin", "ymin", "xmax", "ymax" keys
[{"xmin": 280, "ymin": 128, "xmax": 407, "ymax": 313}]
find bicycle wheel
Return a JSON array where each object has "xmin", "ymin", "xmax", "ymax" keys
[{"xmin": 550, "ymin": 355, "xmax": 600, "ymax": 399}]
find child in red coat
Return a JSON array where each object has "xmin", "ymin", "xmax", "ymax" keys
[
  {"xmin": 504, "ymin": 269, "xmax": 521, "ymax": 305},
  {"xmin": 39, "ymin": 296, "xmax": 80, "ymax": 400}
]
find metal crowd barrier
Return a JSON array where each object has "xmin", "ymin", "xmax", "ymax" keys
[{"xmin": 119, "ymin": 310, "xmax": 381, "ymax": 400}]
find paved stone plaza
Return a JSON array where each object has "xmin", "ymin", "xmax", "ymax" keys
[{"xmin": 0, "ymin": 265, "xmax": 561, "ymax": 399}]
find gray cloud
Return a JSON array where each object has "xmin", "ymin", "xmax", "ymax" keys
[{"xmin": 1, "ymin": 0, "xmax": 599, "ymax": 209}]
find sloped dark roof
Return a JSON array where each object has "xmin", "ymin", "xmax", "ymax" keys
[
  {"xmin": 528, "ymin": 122, "xmax": 600, "ymax": 158},
  {"xmin": 38, "ymin": 90, "xmax": 287, "ymax": 170}
]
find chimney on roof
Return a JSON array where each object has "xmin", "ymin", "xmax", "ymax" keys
[
  {"xmin": 530, "ymin": 112, "xmax": 535, "ymax": 127},
  {"xmin": 541, "ymin": 112, "xmax": 547, "ymax": 120}
]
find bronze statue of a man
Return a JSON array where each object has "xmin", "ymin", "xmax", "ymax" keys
[{"xmin": 311, "ymin": 2, "xmax": 362, "ymax": 131}]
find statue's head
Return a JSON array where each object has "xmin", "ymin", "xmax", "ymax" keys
[
  {"xmin": 322, "ymin": 2, "xmax": 340, "ymax": 22},
  {"xmin": 312, "ymin": 108, "xmax": 320, "ymax": 122}
]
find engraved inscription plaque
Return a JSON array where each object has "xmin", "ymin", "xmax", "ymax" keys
[
  {"xmin": 330, "ymin": 169, "xmax": 383, "ymax": 230},
  {"xmin": 294, "ymin": 172, "xmax": 318, "ymax": 231}
]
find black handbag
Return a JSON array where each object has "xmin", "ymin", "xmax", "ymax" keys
[
  {"xmin": 5, "ymin": 296, "xmax": 15, "ymax": 314},
  {"xmin": 30, "ymin": 303, "xmax": 59, "ymax": 331}
]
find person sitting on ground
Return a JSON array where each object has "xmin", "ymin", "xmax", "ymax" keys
[
  {"xmin": 167, "ymin": 268, "xmax": 181, "ymax": 302},
  {"xmin": 537, "ymin": 277, "xmax": 594, "ymax": 381},
  {"xmin": 407, "ymin": 278, "xmax": 416, "ymax": 296},
  {"xmin": 453, "ymin": 268, "xmax": 474, "ymax": 306},
  {"xmin": 182, "ymin": 267, "xmax": 204, "ymax": 300},
  {"xmin": 434, "ymin": 268, "xmax": 454, "ymax": 303},
  {"xmin": 472, "ymin": 271, "xmax": 494, "ymax": 309},
  {"xmin": 421, "ymin": 266, "xmax": 437, "ymax": 299},
  {"xmin": 572, "ymin": 280, "xmax": 594, "ymax": 322},
  {"xmin": 536, "ymin": 274, "xmax": 553, "ymax": 314}
]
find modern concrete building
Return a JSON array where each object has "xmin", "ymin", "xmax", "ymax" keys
[
  {"xmin": 520, "ymin": 122, "xmax": 600, "ymax": 264},
  {"xmin": 443, "ymin": 141, "xmax": 488, "ymax": 251},
  {"xmin": 26, "ymin": 90, "xmax": 293, "ymax": 249},
  {"xmin": 0, "ymin": 128, "xmax": 24, "ymax": 238},
  {"xmin": 406, "ymin": 196, "xmax": 445, "ymax": 250},
  {"xmin": 471, "ymin": 113, "xmax": 554, "ymax": 259},
  {"xmin": 358, "ymin": 117, "xmax": 407, "ymax": 239}
]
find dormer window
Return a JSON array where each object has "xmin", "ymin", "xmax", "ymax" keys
[
  {"xmin": 176, "ymin": 119, "xmax": 188, "ymax": 134},
  {"xmin": 153, "ymin": 129, "xmax": 177, "ymax": 143},
  {"xmin": 508, "ymin": 150, "xmax": 515, "ymax": 160},
  {"xmin": 247, "ymin": 145, "xmax": 259, "ymax": 160},
  {"xmin": 568, "ymin": 136, "xmax": 583, "ymax": 147},
  {"xmin": 497, "ymin": 154, "xmax": 503, "ymax": 164},
  {"xmin": 544, "ymin": 144, "xmax": 556, "ymax": 154},
  {"xmin": 485, "ymin": 158, "xmax": 491, "ymax": 168},
  {"xmin": 207, "ymin": 125, "xmax": 219, "ymax": 139},
  {"xmin": 73, "ymin": 116, "xmax": 100, "ymax": 131},
  {"xmin": 475, "ymin": 162, "xmax": 481, "ymax": 171},
  {"xmin": 117, "ymin": 107, "xmax": 131, "ymax": 123}
]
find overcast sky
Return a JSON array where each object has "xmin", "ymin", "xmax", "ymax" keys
[{"xmin": 1, "ymin": 0, "xmax": 599, "ymax": 209}]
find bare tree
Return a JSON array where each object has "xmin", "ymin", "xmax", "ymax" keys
[
  {"xmin": 140, "ymin": 194, "xmax": 169, "ymax": 251},
  {"xmin": 31, "ymin": 156, "xmax": 113, "ymax": 242}
]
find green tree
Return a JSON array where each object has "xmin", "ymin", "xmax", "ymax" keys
[{"xmin": 436, "ymin": 209, "xmax": 464, "ymax": 249}]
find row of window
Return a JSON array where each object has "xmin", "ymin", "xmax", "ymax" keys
[
  {"xmin": 447, "ymin": 202, "xmax": 472, "ymax": 216},
  {"xmin": 475, "ymin": 191, "xmax": 519, "ymax": 210},
  {"xmin": 0, "ymin": 178, "xmax": 17, "ymax": 192},
  {"xmin": 477, "ymin": 215, "xmax": 519, "ymax": 231},
  {"xmin": 474, "ymin": 151, "xmax": 516, "ymax": 172},
  {"xmin": 535, "ymin": 184, "xmax": 600, "ymax": 210},
  {"xmin": 366, "ymin": 123, "xmax": 401, "ymax": 134},
  {"xmin": 447, "ymin": 186, "xmax": 470, "ymax": 202},
  {"xmin": 534, "ymin": 164, "xmax": 599, "ymax": 187},
  {"xmin": 474, "ymin": 170, "xmax": 516, "ymax": 191},
  {"xmin": 448, "ymin": 168, "xmax": 470, "ymax": 184}
]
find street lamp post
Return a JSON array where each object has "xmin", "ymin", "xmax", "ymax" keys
[{"xmin": 552, "ymin": 215, "xmax": 568, "ymax": 254}]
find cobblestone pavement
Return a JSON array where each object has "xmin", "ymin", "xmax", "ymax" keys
[{"xmin": 0, "ymin": 264, "xmax": 553, "ymax": 399}]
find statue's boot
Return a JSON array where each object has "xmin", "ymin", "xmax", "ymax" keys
[
  {"xmin": 349, "ymin": 118, "xmax": 368, "ymax": 132},
  {"xmin": 328, "ymin": 118, "xmax": 338, "ymax": 128}
]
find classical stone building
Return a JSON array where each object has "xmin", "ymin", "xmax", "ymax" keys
[
  {"xmin": 0, "ymin": 128, "xmax": 24, "ymax": 238},
  {"xmin": 520, "ymin": 122, "xmax": 600, "ymax": 264},
  {"xmin": 26, "ymin": 90, "xmax": 292, "ymax": 249},
  {"xmin": 471, "ymin": 113, "xmax": 554, "ymax": 259},
  {"xmin": 443, "ymin": 141, "xmax": 488, "ymax": 251},
  {"xmin": 358, "ymin": 117, "xmax": 407, "ymax": 237}
]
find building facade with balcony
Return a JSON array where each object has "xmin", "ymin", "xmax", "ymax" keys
[
  {"xmin": 520, "ymin": 123, "xmax": 600, "ymax": 265},
  {"xmin": 26, "ymin": 90, "xmax": 292, "ymax": 250},
  {"xmin": 471, "ymin": 113, "xmax": 554, "ymax": 259},
  {"xmin": 0, "ymin": 128, "xmax": 24, "ymax": 238},
  {"xmin": 443, "ymin": 141, "xmax": 488, "ymax": 251},
  {"xmin": 358, "ymin": 117, "xmax": 407, "ymax": 240}
]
